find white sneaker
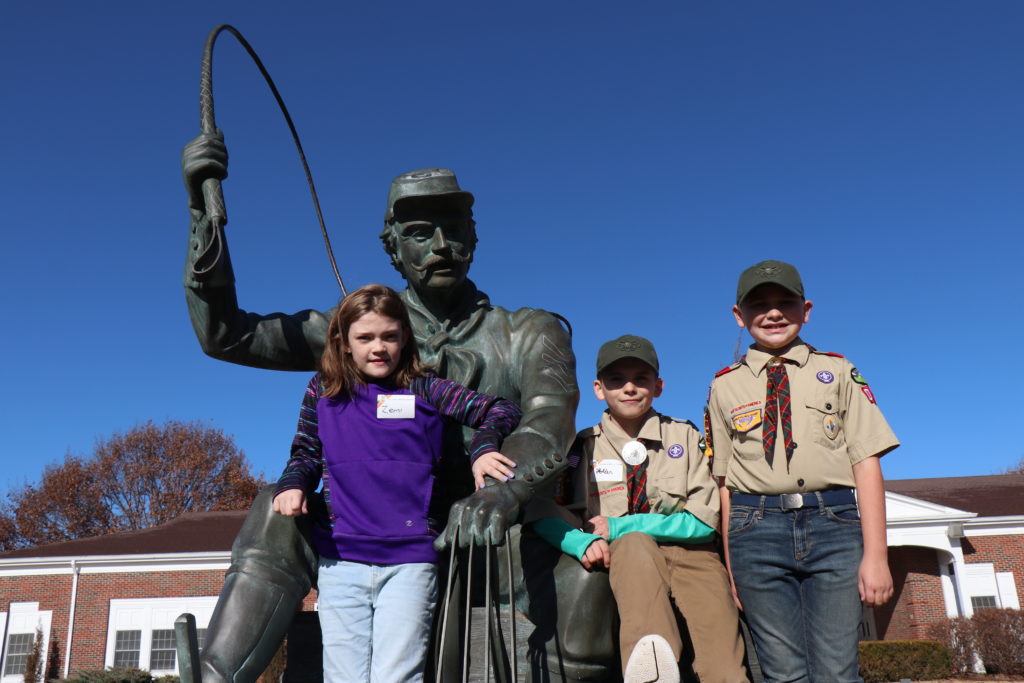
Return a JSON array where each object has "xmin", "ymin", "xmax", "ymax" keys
[{"xmin": 624, "ymin": 634, "xmax": 680, "ymax": 683}]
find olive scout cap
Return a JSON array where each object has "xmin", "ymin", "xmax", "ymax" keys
[
  {"xmin": 386, "ymin": 168, "xmax": 474, "ymax": 218},
  {"xmin": 596, "ymin": 335, "xmax": 659, "ymax": 376},
  {"xmin": 736, "ymin": 259, "xmax": 804, "ymax": 304}
]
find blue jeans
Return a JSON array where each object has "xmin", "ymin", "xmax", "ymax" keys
[
  {"xmin": 728, "ymin": 498, "xmax": 864, "ymax": 683},
  {"xmin": 317, "ymin": 558, "xmax": 438, "ymax": 682}
]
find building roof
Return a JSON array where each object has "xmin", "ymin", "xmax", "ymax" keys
[
  {"xmin": 886, "ymin": 473, "xmax": 1024, "ymax": 517},
  {"xmin": 3, "ymin": 474, "xmax": 1022, "ymax": 561},
  {"xmin": 0, "ymin": 510, "xmax": 246, "ymax": 559}
]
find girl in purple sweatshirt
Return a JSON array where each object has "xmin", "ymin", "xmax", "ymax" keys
[{"xmin": 273, "ymin": 284, "xmax": 521, "ymax": 682}]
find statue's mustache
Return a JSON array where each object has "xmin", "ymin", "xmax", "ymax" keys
[{"xmin": 409, "ymin": 251, "xmax": 471, "ymax": 272}]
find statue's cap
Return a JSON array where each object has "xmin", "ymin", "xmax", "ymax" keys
[
  {"xmin": 736, "ymin": 259, "xmax": 804, "ymax": 304},
  {"xmin": 596, "ymin": 335, "xmax": 659, "ymax": 376},
  {"xmin": 387, "ymin": 168, "xmax": 474, "ymax": 218}
]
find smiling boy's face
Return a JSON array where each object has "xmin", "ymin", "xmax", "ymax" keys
[
  {"xmin": 733, "ymin": 283, "xmax": 813, "ymax": 352},
  {"xmin": 594, "ymin": 357, "xmax": 663, "ymax": 433}
]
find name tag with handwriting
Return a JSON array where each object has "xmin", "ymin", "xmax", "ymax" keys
[
  {"xmin": 591, "ymin": 459, "xmax": 624, "ymax": 482},
  {"xmin": 376, "ymin": 394, "xmax": 416, "ymax": 419}
]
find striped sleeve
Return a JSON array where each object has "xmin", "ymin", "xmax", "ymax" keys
[
  {"xmin": 411, "ymin": 374, "xmax": 522, "ymax": 462},
  {"xmin": 274, "ymin": 374, "xmax": 324, "ymax": 495}
]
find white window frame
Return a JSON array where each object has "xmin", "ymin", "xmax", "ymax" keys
[
  {"xmin": 0, "ymin": 602, "xmax": 52, "ymax": 683},
  {"xmin": 963, "ymin": 563, "xmax": 1003, "ymax": 612},
  {"xmin": 996, "ymin": 571, "xmax": 1020, "ymax": 609},
  {"xmin": 105, "ymin": 597, "xmax": 217, "ymax": 674}
]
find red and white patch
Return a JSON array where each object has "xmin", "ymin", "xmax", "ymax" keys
[{"xmin": 862, "ymin": 386, "xmax": 876, "ymax": 404}]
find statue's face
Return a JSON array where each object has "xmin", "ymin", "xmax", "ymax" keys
[{"xmin": 392, "ymin": 200, "xmax": 474, "ymax": 295}]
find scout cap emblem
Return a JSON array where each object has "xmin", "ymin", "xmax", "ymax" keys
[{"xmin": 621, "ymin": 440, "xmax": 648, "ymax": 466}]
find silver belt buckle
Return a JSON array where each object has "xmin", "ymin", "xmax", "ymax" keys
[{"xmin": 780, "ymin": 493, "xmax": 804, "ymax": 510}]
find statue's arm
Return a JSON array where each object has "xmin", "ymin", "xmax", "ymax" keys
[
  {"xmin": 498, "ymin": 311, "xmax": 580, "ymax": 496},
  {"xmin": 182, "ymin": 133, "xmax": 329, "ymax": 371},
  {"xmin": 436, "ymin": 312, "xmax": 579, "ymax": 548}
]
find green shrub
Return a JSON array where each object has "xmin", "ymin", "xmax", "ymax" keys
[
  {"xmin": 54, "ymin": 668, "xmax": 154, "ymax": 683},
  {"xmin": 858, "ymin": 640, "xmax": 951, "ymax": 683}
]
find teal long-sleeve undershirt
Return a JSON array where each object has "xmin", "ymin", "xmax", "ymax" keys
[{"xmin": 531, "ymin": 511, "xmax": 715, "ymax": 562}]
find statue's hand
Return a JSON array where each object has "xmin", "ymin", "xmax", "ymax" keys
[
  {"xmin": 434, "ymin": 480, "xmax": 530, "ymax": 551},
  {"xmin": 182, "ymin": 132, "xmax": 228, "ymax": 211}
]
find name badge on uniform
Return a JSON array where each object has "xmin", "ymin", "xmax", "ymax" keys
[
  {"xmin": 591, "ymin": 459, "xmax": 624, "ymax": 482},
  {"xmin": 377, "ymin": 394, "xmax": 416, "ymax": 419}
]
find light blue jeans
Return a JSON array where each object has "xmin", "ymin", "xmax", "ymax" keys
[
  {"xmin": 728, "ymin": 498, "xmax": 864, "ymax": 683},
  {"xmin": 317, "ymin": 558, "xmax": 438, "ymax": 682}
]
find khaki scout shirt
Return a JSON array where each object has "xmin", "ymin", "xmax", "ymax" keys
[
  {"xmin": 707, "ymin": 341, "xmax": 899, "ymax": 495},
  {"xmin": 564, "ymin": 410, "xmax": 720, "ymax": 531}
]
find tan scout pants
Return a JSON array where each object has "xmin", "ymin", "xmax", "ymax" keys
[{"xmin": 609, "ymin": 532, "xmax": 749, "ymax": 683}]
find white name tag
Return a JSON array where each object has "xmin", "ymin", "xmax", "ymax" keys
[
  {"xmin": 376, "ymin": 394, "xmax": 416, "ymax": 419},
  {"xmin": 591, "ymin": 459, "xmax": 624, "ymax": 482}
]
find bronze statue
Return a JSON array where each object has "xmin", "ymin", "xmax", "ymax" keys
[{"xmin": 182, "ymin": 134, "xmax": 619, "ymax": 681}]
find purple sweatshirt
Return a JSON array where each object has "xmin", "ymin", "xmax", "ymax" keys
[{"xmin": 275, "ymin": 373, "xmax": 521, "ymax": 564}]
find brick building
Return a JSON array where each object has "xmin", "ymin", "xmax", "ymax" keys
[
  {"xmin": 0, "ymin": 512, "xmax": 244, "ymax": 680},
  {"xmin": 876, "ymin": 474, "xmax": 1024, "ymax": 640},
  {"xmin": 2, "ymin": 475, "xmax": 1022, "ymax": 678}
]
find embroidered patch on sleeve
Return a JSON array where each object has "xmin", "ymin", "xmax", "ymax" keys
[{"xmin": 861, "ymin": 386, "xmax": 876, "ymax": 404}]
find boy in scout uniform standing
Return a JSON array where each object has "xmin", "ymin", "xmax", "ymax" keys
[
  {"xmin": 530, "ymin": 335, "xmax": 748, "ymax": 683},
  {"xmin": 706, "ymin": 260, "xmax": 899, "ymax": 683}
]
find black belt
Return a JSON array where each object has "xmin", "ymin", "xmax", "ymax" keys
[{"xmin": 731, "ymin": 487, "xmax": 856, "ymax": 510}]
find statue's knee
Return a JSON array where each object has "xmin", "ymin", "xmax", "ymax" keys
[
  {"xmin": 230, "ymin": 485, "xmax": 317, "ymax": 589},
  {"xmin": 554, "ymin": 561, "xmax": 616, "ymax": 659}
]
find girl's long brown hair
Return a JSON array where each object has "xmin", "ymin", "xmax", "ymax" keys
[{"xmin": 319, "ymin": 284, "xmax": 422, "ymax": 398}]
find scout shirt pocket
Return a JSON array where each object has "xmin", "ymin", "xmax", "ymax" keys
[
  {"xmin": 805, "ymin": 391, "xmax": 843, "ymax": 450},
  {"xmin": 649, "ymin": 469, "xmax": 686, "ymax": 515},
  {"xmin": 588, "ymin": 458, "xmax": 628, "ymax": 514},
  {"xmin": 729, "ymin": 404, "xmax": 764, "ymax": 461}
]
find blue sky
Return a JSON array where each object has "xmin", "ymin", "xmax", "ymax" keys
[{"xmin": 2, "ymin": 2, "xmax": 1022, "ymax": 493}]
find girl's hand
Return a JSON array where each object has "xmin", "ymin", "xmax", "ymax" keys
[
  {"xmin": 472, "ymin": 451, "xmax": 517, "ymax": 489},
  {"xmin": 273, "ymin": 489, "xmax": 308, "ymax": 517}
]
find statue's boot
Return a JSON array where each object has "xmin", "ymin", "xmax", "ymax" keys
[{"xmin": 199, "ymin": 486, "xmax": 319, "ymax": 683}]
